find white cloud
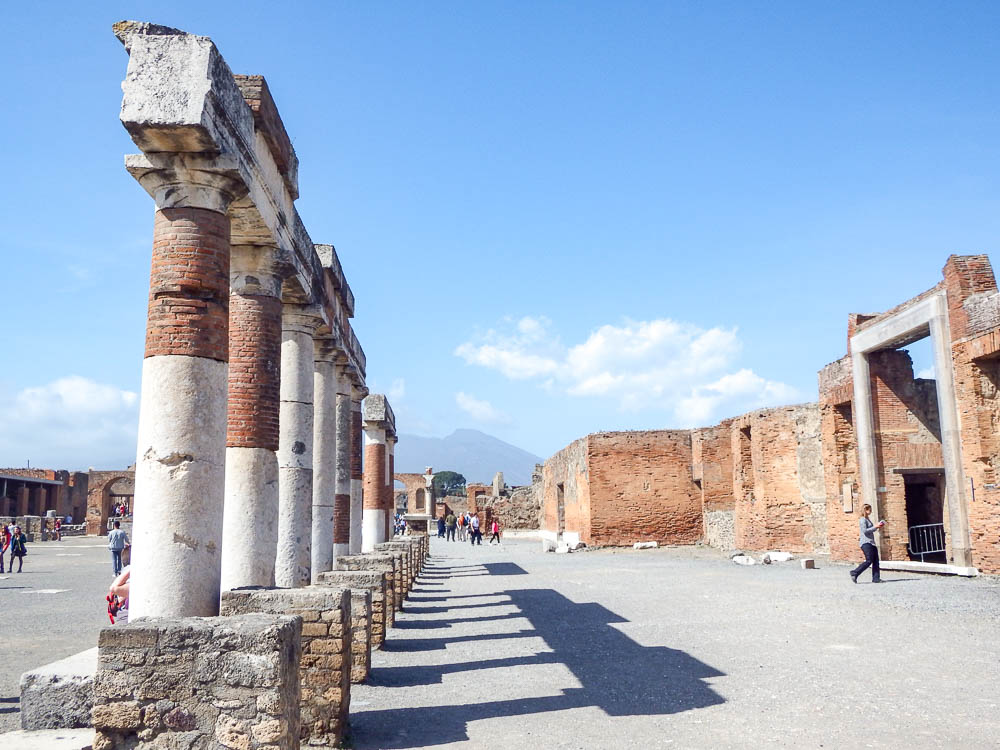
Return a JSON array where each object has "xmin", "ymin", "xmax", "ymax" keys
[
  {"xmin": 0, "ymin": 376, "xmax": 139, "ymax": 470},
  {"xmin": 915, "ymin": 366, "xmax": 935, "ymax": 379},
  {"xmin": 455, "ymin": 391, "xmax": 512, "ymax": 425},
  {"xmin": 455, "ymin": 316, "xmax": 799, "ymax": 426}
]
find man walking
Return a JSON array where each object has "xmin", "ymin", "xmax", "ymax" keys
[
  {"xmin": 470, "ymin": 513, "xmax": 481, "ymax": 545},
  {"xmin": 445, "ymin": 512, "xmax": 457, "ymax": 542},
  {"xmin": 850, "ymin": 504, "xmax": 885, "ymax": 583},
  {"xmin": 108, "ymin": 520, "xmax": 130, "ymax": 576}
]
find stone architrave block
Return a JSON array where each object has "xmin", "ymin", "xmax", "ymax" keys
[
  {"xmin": 20, "ymin": 648, "xmax": 97, "ymax": 730},
  {"xmin": 220, "ymin": 587, "xmax": 351, "ymax": 747},
  {"xmin": 310, "ymin": 583, "xmax": 372, "ymax": 683},
  {"xmin": 318, "ymin": 570, "xmax": 387, "ymax": 649},
  {"xmin": 92, "ymin": 614, "xmax": 300, "ymax": 750},
  {"xmin": 336, "ymin": 555, "xmax": 397, "ymax": 627}
]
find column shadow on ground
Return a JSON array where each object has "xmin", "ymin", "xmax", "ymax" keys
[{"xmin": 353, "ymin": 587, "xmax": 725, "ymax": 748}]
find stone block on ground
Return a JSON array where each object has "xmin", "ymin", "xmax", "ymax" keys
[
  {"xmin": 801, "ymin": 558, "xmax": 816, "ymax": 569},
  {"xmin": 93, "ymin": 613, "xmax": 300, "ymax": 750},
  {"xmin": 633, "ymin": 541, "xmax": 658, "ymax": 550},
  {"xmin": 20, "ymin": 647, "xmax": 97, "ymax": 730},
  {"xmin": 221, "ymin": 586, "xmax": 351, "ymax": 747}
]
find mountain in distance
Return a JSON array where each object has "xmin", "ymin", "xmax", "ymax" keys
[{"xmin": 393, "ymin": 428, "xmax": 543, "ymax": 487}]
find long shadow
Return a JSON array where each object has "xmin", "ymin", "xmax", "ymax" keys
[
  {"xmin": 481, "ymin": 562, "xmax": 528, "ymax": 576},
  {"xmin": 389, "ymin": 612, "xmax": 526, "ymax": 630},
  {"xmin": 379, "ymin": 630, "xmax": 538, "ymax": 652},
  {"xmin": 356, "ymin": 588, "xmax": 725, "ymax": 747},
  {"xmin": 403, "ymin": 601, "xmax": 514, "ymax": 614}
]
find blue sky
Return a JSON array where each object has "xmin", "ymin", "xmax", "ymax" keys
[{"xmin": 2, "ymin": 1, "xmax": 999, "ymax": 469}]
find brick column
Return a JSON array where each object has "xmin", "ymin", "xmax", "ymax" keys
[
  {"xmin": 311, "ymin": 339, "xmax": 339, "ymax": 581},
  {"xmin": 362, "ymin": 423, "xmax": 388, "ymax": 552},
  {"xmin": 128, "ymin": 162, "xmax": 245, "ymax": 619},
  {"xmin": 349, "ymin": 388, "xmax": 364, "ymax": 554},
  {"xmin": 221, "ymin": 245, "xmax": 283, "ymax": 590},
  {"xmin": 333, "ymin": 367, "xmax": 352, "ymax": 558},
  {"xmin": 276, "ymin": 306, "xmax": 323, "ymax": 588}
]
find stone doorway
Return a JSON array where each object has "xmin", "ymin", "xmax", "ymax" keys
[{"xmin": 556, "ymin": 482, "xmax": 565, "ymax": 539}]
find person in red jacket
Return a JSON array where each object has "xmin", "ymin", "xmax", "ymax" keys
[{"xmin": 489, "ymin": 518, "xmax": 501, "ymax": 545}]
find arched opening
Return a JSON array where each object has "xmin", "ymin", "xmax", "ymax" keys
[{"xmin": 415, "ymin": 487, "xmax": 425, "ymax": 512}]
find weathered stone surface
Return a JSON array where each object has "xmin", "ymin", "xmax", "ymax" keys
[
  {"xmin": 93, "ymin": 614, "xmax": 300, "ymax": 749},
  {"xmin": 20, "ymin": 648, "xmax": 97, "ymax": 730}
]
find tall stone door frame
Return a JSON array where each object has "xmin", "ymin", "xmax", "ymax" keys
[{"xmin": 849, "ymin": 291, "xmax": 973, "ymax": 568}]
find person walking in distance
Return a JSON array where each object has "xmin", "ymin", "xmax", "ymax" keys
[
  {"xmin": 456, "ymin": 512, "xmax": 466, "ymax": 542},
  {"xmin": 850, "ymin": 504, "xmax": 885, "ymax": 583},
  {"xmin": 445, "ymin": 512, "xmax": 457, "ymax": 542},
  {"xmin": 108, "ymin": 520, "xmax": 130, "ymax": 576},
  {"xmin": 489, "ymin": 518, "xmax": 501, "ymax": 545},
  {"xmin": 8, "ymin": 525, "xmax": 27, "ymax": 573},
  {"xmin": 0, "ymin": 524, "xmax": 10, "ymax": 573},
  {"xmin": 469, "ymin": 513, "xmax": 481, "ymax": 545}
]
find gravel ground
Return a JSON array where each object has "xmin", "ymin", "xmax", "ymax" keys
[
  {"xmin": 350, "ymin": 536, "xmax": 1000, "ymax": 749},
  {"xmin": 0, "ymin": 536, "xmax": 114, "ymax": 733}
]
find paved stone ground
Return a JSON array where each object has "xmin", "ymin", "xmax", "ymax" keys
[
  {"xmin": 0, "ymin": 536, "xmax": 113, "ymax": 733},
  {"xmin": 350, "ymin": 537, "xmax": 1000, "ymax": 749}
]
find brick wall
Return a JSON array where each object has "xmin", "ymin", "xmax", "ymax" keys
[
  {"xmin": 587, "ymin": 431, "xmax": 700, "ymax": 546},
  {"xmin": 540, "ymin": 437, "xmax": 590, "ymax": 542}
]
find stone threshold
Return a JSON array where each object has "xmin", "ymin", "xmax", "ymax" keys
[{"xmin": 880, "ymin": 560, "xmax": 979, "ymax": 577}]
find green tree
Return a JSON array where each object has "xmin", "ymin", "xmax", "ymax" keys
[{"xmin": 433, "ymin": 470, "xmax": 467, "ymax": 497}]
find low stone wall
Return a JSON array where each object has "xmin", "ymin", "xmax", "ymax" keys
[
  {"xmin": 92, "ymin": 614, "xmax": 301, "ymax": 750},
  {"xmin": 376, "ymin": 541, "xmax": 416, "ymax": 598},
  {"xmin": 319, "ymin": 570, "xmax": 388, "ymax": 648},
  {"xmin": 373, "ymin": 546, "xmax": 407, "ymax": 608},
  {"xmin": 20, "ymin": 648, "xmax": 97, "ymax": 730},
  {"xmin": 220, "ymin": 587, "xmax": 351, "ymax": 747}
]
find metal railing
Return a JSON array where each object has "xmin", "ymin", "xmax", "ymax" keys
[{"xmin": 908, "ymin": 523, "xmax": 946, "ymax": 562}]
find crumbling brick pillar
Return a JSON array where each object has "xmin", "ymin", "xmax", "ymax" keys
[
  {"xmin": 362, "ymin": 424, "xmax": 388, "ymax": 552},
  {"xmin": 220, "ymin": 587, "xmax": 351, "ymax": 746},
  {"xmin": 92, "ymin": 614, "xmax": 300, "ymax": 750},
  {"xmin": 311, "ymin": 339, "xmax": 340, "ymax": 582},
  {"xmin": 319, "ymin": 570, "xmax": 385, "ymax": 650},
  {"xmin": 349, "ymin": 389, "xmax": 364, "ymax": 554},
  {"xmin": 333, "ymin": 367, "xmax": 353, "ymax": 559},
  {"xmin": 336, "ymin": 554, "xmax": 396, "ymax": 627},
  {"xmin": 127, "ymin": 159, "xmax": 246, "ymax": 618},
  {"xmin": 276, "ymin": 306, "xmax": 323, "ymax": 588},
  {"xmin": 314, "ymin": 578, "xmax": 373, "ymax": 683},
  {"xmin": 221, "ymin": 245, "xmax": 283, "ymax": 590}
]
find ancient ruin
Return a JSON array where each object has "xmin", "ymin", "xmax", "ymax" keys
[{"xmin": 541, "ymin": 255, "xmax": 1000, "ymax": 575}]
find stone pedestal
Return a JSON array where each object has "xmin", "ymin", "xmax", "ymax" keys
[
  {"xmin": 313, "ymin": 582, "xmax": 372, "ymax": 683},
  {"xmin": 376, "ymin": 542, "xmax": 416, "ymax": 599},
  {"xmin": 220, "ymin": 587, "xmax": 351, "ymax": 746},
  {"xmin": 318, "ymin": 570, "xmax": 388, "ymax": 648},
  {"xmin": 336, "ymin": 554, "xmax": 397, "ymax": 626},
  {"xmin": 92, "ymin": 614, "xmax": 300, "ymax": 750},
  {"xmin": 373, "ymin": 546, "xmax": 407, "ymax": 610}
]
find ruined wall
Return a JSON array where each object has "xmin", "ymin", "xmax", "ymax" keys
[
  {"xmin": 541, "ymin": 437, "xmax": 590, "ymax": 542},
  {"xmin": 818, "ymin": 355, "xmax": 863, "ymax": 561},
  {"xmin": 729, "ymin": 405, "xmax": 828, "ymax": 554},
  {"xmin": 692, "ymin": 421, "xmax": 735, "ymax": 550},
  {"xmin": 86, "ymin": 470, "xmax": 136, "ymax": 535},
  {"xmin": 944, "ymin": 255, "xmax": 1000, "ymax": 573},
  {"xmin": 587, "ymin": 431, "xmax": 700, "ymax": 546}
]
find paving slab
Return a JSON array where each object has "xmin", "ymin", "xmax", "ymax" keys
[{"xmin": 348, "ymin": 536, "xmax": 1000, "ymax": 749}]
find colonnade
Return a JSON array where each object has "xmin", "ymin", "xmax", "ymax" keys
[{"xmin": 115, "ymin": 22, "xmax": 399, "ymax": 618}]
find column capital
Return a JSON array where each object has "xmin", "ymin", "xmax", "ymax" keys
[
  {"xmin": 231, "ymin": 244, "xmax": 288, "ymax": 298},
  {"xmin": 282, "ymin": 304, "xmax": 325, "ymax": 335},
  {"xmin": 363, "ymin": 423, "xmax": 388, "ymax": 445},
  {"xmin": 314, "ymin": 336, "xmax": 343, "ymax": 364},
  {"xmin": 126, "ymin": 153, "xmax": 248, "ymax": 213}
]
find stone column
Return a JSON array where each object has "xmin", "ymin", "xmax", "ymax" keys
[
  {"xmin": 276, "ymin": 306, "xmax": 322, "ymax": 588},
  {"xmin": 129, "ymin": 161, "xmax": 245, "ymax": 619},
  {"xmin": 221, "ymin": 245, "xmax": 282, "ymax": 591},
  {"xmin": 386, "ymin": 435, "xmax": 397, "ymax": 540},
  {"xmin": 349, "ymin": 387, "xmax": 364, "ymax": 554},
  {"xmin": 311, "ymin": 339, "xmax": 339, "ymax": 582},
  {"xmin": 333, "ymin": 367, "xmax": 352, "ymax": 559},
  {"xmin": 362, "ymin": 423, "xmax": 388, "ymax": 552}
]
